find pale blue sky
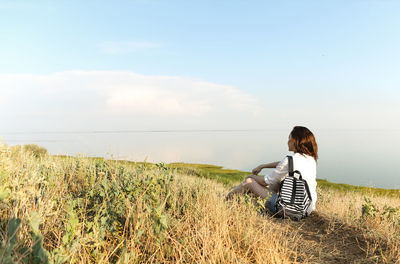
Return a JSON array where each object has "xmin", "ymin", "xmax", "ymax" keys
[{"xmin": 1, "ymin": 0, "xmax": 399, "ymax": 132}]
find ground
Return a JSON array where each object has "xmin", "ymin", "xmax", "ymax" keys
[{"xmin": 283, "ymin": 212, "xmax": 384, "ymax": 263}]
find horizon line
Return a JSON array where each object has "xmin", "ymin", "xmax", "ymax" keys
[{"xmin": 1, "ymin": 128, "xmax": 400, "ymax": 135}]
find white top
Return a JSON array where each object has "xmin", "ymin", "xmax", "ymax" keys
[{"xmin": 264, "ymin": 152, "xmax": 317, "ymax": 212}]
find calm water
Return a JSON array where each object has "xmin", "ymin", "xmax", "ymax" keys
[{"xmin": 1, "ymin": 129, "xmax": 399, "ymax": 189}]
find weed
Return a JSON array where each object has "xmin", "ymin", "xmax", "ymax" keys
[{"xmin": 362, "ymin": 197, "xmax": 379, "ymax": 218}]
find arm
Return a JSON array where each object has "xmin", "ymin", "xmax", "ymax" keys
[
  {"xmin": 252, "ymin": 161, "xmax": 280, "ymax": 175},
  {"xmin": 246, "ymin": 161, "xmax": 280, "ymax": 187}
]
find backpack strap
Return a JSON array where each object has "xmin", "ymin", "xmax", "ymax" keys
[
  {"xmin": 304, "ymin": 180, "xmax": 313, "ymax": 201},
  {"xmin": 291, "ymin": 178, "xmax": 297, "ymax": 204},
  {"xmin": 287, "ymin": 156, "xmax": 297, "ymax": 203},
  {"xmin": 287, "ymin": 155, "xmax": 294, "ymax": 176},
  {"xmin": 294, "ymin": 170, "xmax": 303, "ymax": 180},
  {"xmin": 288, "ymin": 155, "xmax": 313, "ymax": 202},
  {"xmin": 287, "ymin": 155, "xmax": 303, "ymax": 180}
]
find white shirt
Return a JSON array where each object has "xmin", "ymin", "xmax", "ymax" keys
[{"xmin": 264, "ymin": 152, "xmax": 317, "ymax": 212}]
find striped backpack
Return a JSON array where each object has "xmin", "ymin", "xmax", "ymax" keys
[{"xmin": 275, "ymin": 155, "xmax": 312, "ymax": 221}]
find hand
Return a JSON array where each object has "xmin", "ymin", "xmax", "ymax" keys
[{"xmin": 252, "ymin": 166, "xmax": 262, "ymax": 175}]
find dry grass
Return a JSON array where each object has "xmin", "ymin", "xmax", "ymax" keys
[
  {"xmin": 159, "ymin": 175, "xmax": 301, "ymax": 263},
  {"xmin": 0, "ymin": 143, "xmax": 299, "ymax": 263},
  {"xmin": 314, "ymin": 187, "xmax": 400, "ymax": 263},
  {"xmin": 1, "ymin": 142, "xmax": 399, "ymax": 263}
]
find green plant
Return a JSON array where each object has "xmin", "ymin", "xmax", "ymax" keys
[
  {"xmin": 24, "ymin": 144, "xmax": 48, "ymax": 158},
  {"xmin": 362, "ymin": 197, "xmax": 379, "ymax": 218},
  {"xmin": 10, "ymin": 144, "xmax": 48, "ymax": 159},
  {"xmin": 0, "ymin": 215, "xmax": 49, "ymax": 264},
  {"xmin": 381, "ymin": 205, "xmax": 400, "ymax": 225},
  {"xmin": 1, "ymin": 142, "xmax": 400, "ymax": 263}
]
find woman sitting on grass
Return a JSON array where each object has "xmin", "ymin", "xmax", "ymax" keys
[{"xmin": 226, "ymin": 126, "xmax": 318, "ymax": 215}]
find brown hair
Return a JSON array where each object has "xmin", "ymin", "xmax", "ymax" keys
[{"xmin": 290, "ymin": 126, "xmax": 318, "ymax": 161}]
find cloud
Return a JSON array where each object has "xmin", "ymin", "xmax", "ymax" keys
[
  {"xmin": 99, "ymin": 72, "xmax": 260, "ymax": 117},
  {"xmin": 2, "ymin": 70, "xmax": 398, "ymax": 132},
  {"xmin": 0, "ymin": 71, "xmax": 262, "ymax": 131},
  {"xmin": 98, "ymin": 41, "xmax": 161, "ymax": 54}
]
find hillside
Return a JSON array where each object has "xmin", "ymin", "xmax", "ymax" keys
[{"xmin": 1, "ymin": 144, "xmax": 399, "ymax": 263}]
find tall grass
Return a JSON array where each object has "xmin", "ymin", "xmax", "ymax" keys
[
  {"xmin": 1, "ymin": 143, "xmax": 399, "ymax": 263},
  {"xmin": 0, "ymin": 144, "xmax": 300, "ymax": 263},
  {"xmin": 316, "ymin": 187, "xmax": 400, "ymax": 262}
]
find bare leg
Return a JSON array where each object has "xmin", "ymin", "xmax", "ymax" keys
[{"xmin": 226, "ymin": 176, "xmax": 272, "ymax": 200}]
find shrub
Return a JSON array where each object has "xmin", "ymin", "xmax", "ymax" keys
[
  {"xmin": 11, "ymin": 144, "xmax": 48, "ymax": 158},
  {"xmin": 362, "ymin": 197, "xmax": 379, "ymax": 218}
]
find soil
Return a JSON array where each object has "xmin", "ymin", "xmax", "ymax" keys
[{"xmin": 279, "ymin": 212, "xmax": 390, "ymax": 263}]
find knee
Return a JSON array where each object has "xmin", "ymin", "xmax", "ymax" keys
[{"xmin": 244, "ymin": 177, "xmax": 255, "ymax": 185}]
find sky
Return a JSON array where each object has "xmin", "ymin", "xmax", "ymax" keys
[{"xmin": 1, "ymin": 0, "xmax": 400, "ymax": 132}]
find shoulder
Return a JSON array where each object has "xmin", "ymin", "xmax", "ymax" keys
[
  {"xmin": 277, "ymin": 155, "xmax": 290, "ymax": 168},
  {"xmin": 293, "ymin": 153, "xmax": 317, "ymax": 166},
  {"xmin": 293, "ymin": 152, "xmax": 313, "ymax": 159}
]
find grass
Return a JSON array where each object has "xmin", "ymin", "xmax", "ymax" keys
[
  {"xmin": 1, "ymin": 144, "xmax": 400, "ymax": 263},
  {"xmin": 56, "ymin": 156, "xmax": 400, "ymax": 198},
  {"xmin": 156, "ymin": 161, "xmax": 400, "ymax": 198},
  {"xmin": 317, "ymin": 179, "xmax": 400, "ymax": 198},
  {"xmin": 166, "ymin": 162, "xmax": 249, "ymax": 185}
]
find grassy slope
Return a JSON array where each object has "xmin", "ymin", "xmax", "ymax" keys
[
  {"xmin": 134, "ymin": 160, "xmax": 400, "ymax": 198},
  {"xmin": 2, "ymin": 149, "xmax": 399, "ymax": 263},
  {"xmin": 1, "ymin": 149, "xmax": 300, "ymax": 263},
  {"xmin": 176, "ymin": 164, "xmax": 400, "ymax": 198}
]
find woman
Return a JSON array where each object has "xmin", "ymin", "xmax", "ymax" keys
[{"xmin": 226, "ymin": 126, "xmax": 318, "ymax": 215}]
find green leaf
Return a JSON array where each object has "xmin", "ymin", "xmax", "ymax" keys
[
  {"xmin": 159, "ymin": 215, "xmax": 168, "ymax": 229},
  {"xmin": 1, "ymin": 256, "xmax": 14, "ymax": 264},
  {"xmin": 86, "ymin": 221, "xmax": 94, "ymax": 232},
  {"xmin": 29, "ymin": 212, "xmax": 50, "ymax": 264},
  {"xmin": 19, "ymin": 246, "xmax": 30, "ymax": 256},
  {"xmin": 30, "ymin": 212, "xmax": 40, "ymax": 234},
  {"xmin": 32, "ymin": 234, "xmax": 49, "ymax": 264},
  {"xmin": 8, "ymin": 218, "xmax": 21, "ymax": 245},
  {"xmin": 0, "ymin": 187, "xmax": 10, "ymax": 201},
  {"xmin": 62, "ymin": 233, "xmax": 70, "ymax": 245}
]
